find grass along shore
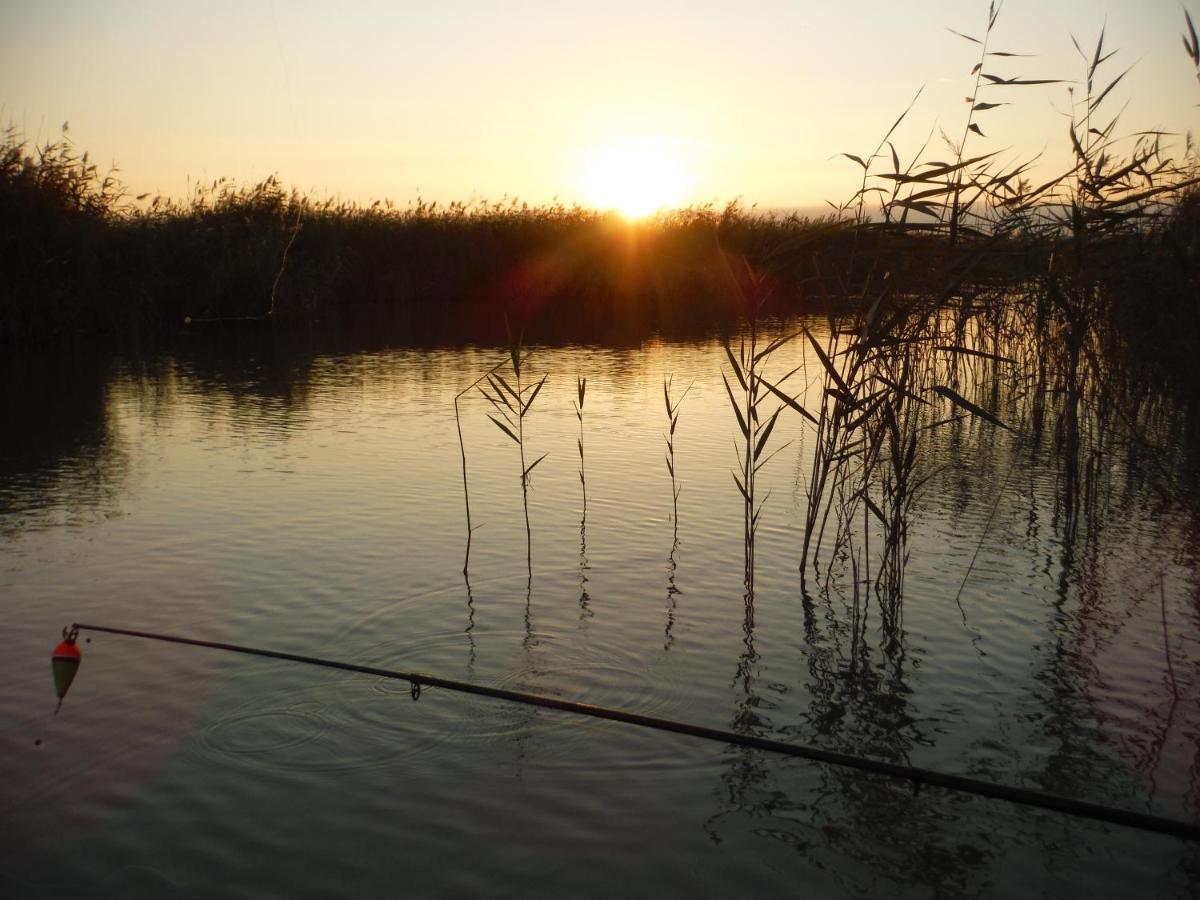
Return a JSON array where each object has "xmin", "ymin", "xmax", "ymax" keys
[{"xmin": 3, "ymin": 7, "xmax": 1198, "ymax": 351}]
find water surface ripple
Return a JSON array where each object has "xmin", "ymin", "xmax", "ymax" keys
[{"xmin": 2, "ymin": 333, "xmax": 1198, "ymax": 898}]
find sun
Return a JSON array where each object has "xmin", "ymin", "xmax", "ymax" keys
[{"xmin": 580, "ymin": 138, "xmax": 691, "ymax": 219}]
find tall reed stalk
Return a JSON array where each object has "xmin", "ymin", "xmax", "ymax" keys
[
  {"xmin": 454, "ymin": 357, "xmax": 507, "ymax": 575},
  {"xmin": 662, "ymin": 375, "xmax": 692, "ymax": 538},
  {"xmin": 717, "ymin": 253, "xmax": 802, "ymax": 588},
  {"xmin": 575, "ymin": 374, "xmax": 591, "ymax": 618},
  {"xmin": 575, "ymin": 375, "xmax": 588, "ymax": 518},
  {"xmin": 479, "ymin": 326, "xmax": 547, "ymax": 573}
]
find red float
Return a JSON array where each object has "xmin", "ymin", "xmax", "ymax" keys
[{"xmin": 52, "ymin": 627, "xmax": 82, "ymax": 706}]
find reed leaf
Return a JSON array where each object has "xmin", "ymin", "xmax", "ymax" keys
[
  {"xmin": 732, "ymin": 471, "xmax": 750, "ymax": 503},
  {"xmin": 1091, "ymin": 26, "xmax": 1106, "ymax": 79},
  {"xmin": 930, "ymin": 385, "xmax": 1013, "ymax": 431},
  {"xmin": 979, "ymin": 74, "xmax": 1062, "ymax": 86},
  {"xmin": 523, "ymin": 453, "xmax": 547, "ymax": 478},
  {"xmin": 754, "ymin": 329, "xmax": 802, "ymax": 363},
  {"xmin": 864, "ymin": 494, "xmax": 888, "ymax": 526},
  {"xmin": 1089, "ymin": 67, "xmax": 1131, "ymax": 113},
  {"xmin": 754, "ymin": 408, "xmax": 782, "ymax": 462},
  {"xmin": 758, "ymin": 377, "xmax": 818, "ymax": 424},
  {"xmin": 875, "ymin": 373, "xmax": 933, "ymax": 405},
  {"xmin": 477, "ymin": 384, "xmax": 500, "ymax": 409},
  {"xmin": 843, "ymin": 390, "xmax": 891, "ymax": 433},
  {"xmin": 753, "ymin": 440, "xmax": 792, "ymax": 474},
  {"xmin": 723, "ymin": 372, "xmax": 751, "ymax": 438},
  {"xmin": 934, "ymin": 345, "xmax": 1015, "ymax": 363},
  {"xmin": 488, "ymin": 414, "xmax": 520, "ymax": 444},
  {"xmin": 724, "ymin": 343, "xmax": 748, "ymax": 392},
  {"xmin": 492, "ymin": 374, "xmax": 518, "ymax": 404},
  {"xmin": 523, "ymin": 374, "xmax": 547, "ymax": 414},
  {"xmin": 805, "ymin": 328, "xmax": 851, "ymax": 396}
]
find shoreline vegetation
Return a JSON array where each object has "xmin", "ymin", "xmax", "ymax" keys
[
  {"xmin": 0, "ymin": 133, "xmax": 865, "ymax": 343},
  {"xmin": 3, "ymin": 120, "xmax": 1194, "ymax": 346},
  {"xmin": 1, "ymin": 6, "xmax": 1197, "ymax": 380}
]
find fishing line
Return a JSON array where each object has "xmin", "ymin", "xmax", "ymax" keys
[
  {"xmin": 950, "ymin": 422, "xmax": 1024, "ymax": 648},
  {"xmin": 264, "ymin": 0, "xmax": 303, "ymax": 322},
  {"xmin": 59, "ymin": 621, "xmax": 1200, "ymax": 842},
  {"xmin": 269, "ymin": 0, "xmax": 300, "ymax": 137},
  {"xmin": 183, "ymin": 1, "xmax": 302, "ymax": 326}
]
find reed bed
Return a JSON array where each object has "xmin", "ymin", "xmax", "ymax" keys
[
  {"xmin": 759, "ymin": 1, "xmax": 1200, "ymax": 616},
  {"xmin": 0, "ymin": 131, "xmax": 848, "ymax": 343}
]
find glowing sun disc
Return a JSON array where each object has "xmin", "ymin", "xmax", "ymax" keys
[{"xmin": 580, "ymin": 140, "xmax": 690, "ymax": 219}]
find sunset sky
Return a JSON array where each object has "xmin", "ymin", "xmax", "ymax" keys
[{"xmin": 3, "ymin": 0, "xmax": 1196, "ymax": 213}]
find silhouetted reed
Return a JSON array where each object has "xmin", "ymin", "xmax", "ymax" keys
[
  {"xmin": 575, "ymin": 376, "xmax": 588, "ymax": 518},
  {"xmin": 575, "ymin": 374, "xmax": 592, "ymax": 619},
  {"xmin": 1186, "ymin": 11, "xmax": 1200, "ymax": 87},
  {"xmin": 455, "ymin": 356, "xmax": 507, "ymax": 575},
  {"xmin": 717, "ymin": 252, "xmax": 803, "ymax": 589},
  {"xmin": 479, "ymin": 324, "xmax": 546, "ymax": 573},
  {"xmin": 662, "ymin": 375, "xmax": 692, "ymax": 538},
  {"xmin": 771, "ymin": 1, "xmax": 1200, "ymax": 615}
]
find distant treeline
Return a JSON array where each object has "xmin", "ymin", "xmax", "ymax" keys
[
  {"xmin": 0, "ymin": 118, "xmax": 1196, "ymax": 353},
  {"xmin": 0, "ymin": 126, "xmax": 847, "ymax": 343}
]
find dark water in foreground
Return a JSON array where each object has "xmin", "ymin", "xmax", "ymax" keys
[{"xmin": 2, "ymin": 327, "xmax": 1198, "ymax": 898}]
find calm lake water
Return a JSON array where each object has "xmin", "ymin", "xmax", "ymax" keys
[{"xmin": 2, "ymin": 324, "xmax": 1198, "ymax": 898}]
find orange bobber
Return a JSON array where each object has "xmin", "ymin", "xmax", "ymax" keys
[{"xmin": 52, "ymin": 632, "xmax": 82, "ymax": 701}]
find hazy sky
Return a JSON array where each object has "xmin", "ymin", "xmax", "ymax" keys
[{"xmin": 2, "ymin": 0, "xmax": 1196, "ymax": 210}]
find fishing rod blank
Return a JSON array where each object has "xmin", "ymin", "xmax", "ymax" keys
[{"xmin": 59, "ymin": 621, "xmax": 1200, "ymax": 842}]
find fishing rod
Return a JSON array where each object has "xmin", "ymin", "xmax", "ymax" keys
[{"xmin": 50, "ymin": 622, "xmax": 1199, "ymax": 842}]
